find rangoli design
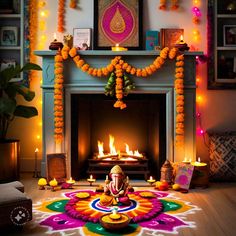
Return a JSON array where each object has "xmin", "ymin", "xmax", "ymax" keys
[{"xmin": 33, "ymin": 190, "xmax": 200, "ymax": 235}]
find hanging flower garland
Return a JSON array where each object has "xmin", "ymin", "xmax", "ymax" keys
[
  {"xmin": 54, "ymin": 51, "xmax": 64, "ymax": 143},
  {"xmin": 175, "ymin": 54, "xmax": 185, "ymax": 147},
  {"xmin": 159, "ymin": 0, "xmax": 167, "ymax": 10},
  {"xmin": 53, "ymin": 47, "xmax": 184, "ymax": 146},
  {"xmin": 57, "ymin": 0, "xmax": 65, "ymax": 33},
  {"xmin": 159, "ymin": 0, "xmax": 179, "ymax": 10}
]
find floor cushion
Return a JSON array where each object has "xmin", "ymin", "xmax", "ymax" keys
[{"xmin": 208, "ymin": 131, "xmax": 236, "ymax": 182}]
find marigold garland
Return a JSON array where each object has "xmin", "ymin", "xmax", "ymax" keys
[
  {"xmin": 159, "ymin": 0, "xmax": 179, "ymax": 10},
  {"xmin": 54, "ymin": 51, "xmax": 64, "ymax": 143},
  {"xmin": 54, "ymin": 46, "xmax": 184, "ymax": 146},
  {"xmin": 175, "ymin": 54, "xmax": 185, "ymax": 147},
  {"xmin": 70, "ymin": 0, "xmax": 77, "ymax": 8},
  {"xmin": 57, "ymin": 0, "xmax": 65, "ymax": 33}
]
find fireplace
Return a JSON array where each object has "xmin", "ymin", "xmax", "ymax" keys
[
  {"xmin": 35, "ymin": 50, "xmax": 201, "ymax": 179},
  {"xmin": 71, "ymin": 93, "xmax": 166, "ymax": 179}
]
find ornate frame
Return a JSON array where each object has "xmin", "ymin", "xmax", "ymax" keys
[{"xmin": 93, "ymin": 0, "xmax": 143, "ymax": 50}]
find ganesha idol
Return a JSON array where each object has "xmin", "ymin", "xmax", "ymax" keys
[{"xmin": 100, "ymin": 165, "xmax": 132, "ymax": 206}]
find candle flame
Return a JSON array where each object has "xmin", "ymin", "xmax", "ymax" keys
[
  {"xmin": 180, "ymin": 35, "xmax": 184, "ymax": 41},
  {"xmin": 54, "ymin": 33, "xmax": 57, "ymax": 40},
  {"xmin": 198, "ymin": 157, "xmax": 201, "ymax": 162},
  {"xmin": 150, "ymin": 176, "xmax": 153, "ymax": 180},
  {"xmin": 115, "ymin": 43, "xmax": 119, "ymax": 47},
  {"xmin": 109, "ymin": 134, "xmax": 117, "ymax": 155},
  {"xmin": 98, "ymin": 140, "xmax": 104, "ymax": 157},
  {"xmin": 35, "ymin": 148, "xmax": 39, "ymax": 153},
  {"xmin": 90, "ymin": 175, "xmax": 93, "ymax": 179}
]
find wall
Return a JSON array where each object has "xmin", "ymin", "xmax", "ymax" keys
[{"xmin": 7, "ymin": 0, "xmax": 236, "ymax": 171}]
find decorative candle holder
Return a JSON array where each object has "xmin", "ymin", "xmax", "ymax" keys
[
  {"xmin": 87, "ymin": 175, "xmax": 96, "ymax": 186},
  {"xmin": 66, "ymin": 177, "xmax": 75, "ymax": 185},
  {"xmin": 174, "ymin": 36, "xmax": 189, "ymax": 51},
  {"xmin": 147, "ymin": 176, "xmax": 156, "ymax": 186}
]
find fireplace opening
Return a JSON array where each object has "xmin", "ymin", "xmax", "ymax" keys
[{"xmin": 71, "ymin": 94, "xmax": 166, "ymax": 180}]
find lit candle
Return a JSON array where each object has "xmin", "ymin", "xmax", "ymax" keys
[
  {"xmin": 54, "ymin": 32, "xmax": 57, "ymax": 41},
  {"xmin": 182, "ymin": 157, "xmax": 191, "ymax": 164},
  {"xmin": 147, "ymin": 176, "xmax": 156, "ymax": 185},
  {"xmin": 109, "ymin": 207, "xmax": 121, "ymax": 220},
  {"xmin": 111, "ymin": 43, "xmax": 128, "ymax": 51},
  {"xmin": 49, "ymin": 178, "xmax": 58, "ymax": 187},
  {"xmin": 87, "ymin": 175, "xmax": 96, "ymax": 186},
  {"xmin": 66, "ymin": 177, "xmax": 75, "ymax": 184}
]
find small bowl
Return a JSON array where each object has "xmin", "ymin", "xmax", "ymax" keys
[{"xmin": 100, "ymin": 213, "xmax": 130, "ymax": 231}]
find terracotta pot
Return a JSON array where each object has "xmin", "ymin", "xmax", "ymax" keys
[{"xmin": 0, "ymin": 140, "xmax": 20, "ymax": 183}]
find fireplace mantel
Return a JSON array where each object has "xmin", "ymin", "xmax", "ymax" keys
[{"xmin": 35, "ymin": 50, "xmax": 202, "ymax": 178}]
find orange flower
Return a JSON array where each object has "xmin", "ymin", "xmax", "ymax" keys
[
  {"xmin": 126, "ymin": 65, "xmax": 132, "ymax": 73},
  {"xmin": 130, "ymin": 67, "xmax": 136, "ymax": 75},
  {"xmin": 73, "ymin": 55, "xmax": 80, "ymax": 63},
  {"xmin": 176, "ymin": 114, "xmax": 184, "ymax": 122},
  {"xmin": 69, "ymin": 47, "xmax": 77, "ymax": 58},
  {"xmin": 55, "ymin": 55, "xmax": 63, "ymax": 62},
  {"xmin": 107, "ymin": 64, "xmax": 114, "ymax": 72},
  {"xmin": 81, "ymin": 64, "xmax": 90, "ymax": 72},
  {"xmin": 97, "ymin": 69, "xmax": 102, "ymax": 77},
  {"xmin": 54, "ymin": 100, "xmax": 63, "ymax": 106},
  {"xmin": 176, "ymin": 54, "xmax": 184, "ymax": 61},
  {"xmin": 176, "ymin": 106, "xmax": 184, "ymax": 113},
  {"xmin": 54, "ymin": 68, "xmax": 63, "ymax": 74},
  {"xmin": 122, "ymin": 63, "xmax": 129, "ymax": 70},
  {"xmin": 54, "ymin": 83, "xmax": 63, "ymax": 89},
  {"xmin": 102, "ymin": 67, "xmax": 109, "ymax": 76},
  {"xmin": 136, "ymin": 68, "xmax": 142, "ymax": 77},
  {"xmin": 54, "ymin": 111, "xmax": 63, "ymax": 117},
  {"xmin": 55, "ymin": 62, "xmax": 63, "ymax": 68},
  {"xmin": 141, "ymin": 69, "xmax": 147, "ymax": 77},
  {"xmin": 176, "ymin": 61, "xmax": 184, "ymax": 67},
  {"xmin": 92, "ymin": 69, "xmax": 97, "ymax": 77},
  {"xmin": 77, "ymin": 59, "xmax": 85, "ymax": 67},
  {"xmin": 88, "ymin": 68, "xmax": 94, "ymax": 75},
  {"xmin": 175, "ymin": 67, "xmax": 184, "ymax": 73}
]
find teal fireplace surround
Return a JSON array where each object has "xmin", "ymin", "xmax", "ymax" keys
[{"xmin": 35, "ymin": 50, "xmax": 202, "ymax": 178}]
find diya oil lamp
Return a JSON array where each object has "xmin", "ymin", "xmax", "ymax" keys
[
  {"xmin": 87, "ymin": 175, "xmax": 96, "ymax": 186},
  {"xmin": 174, "ymin": 35, "xmax": 190, "ymax": 51},
  {"xmin": 66, "ymin": 177, "xmax": 75, "ymax": 185},
  {"xmin": 49, "ymin": 33, "xmax": 63, "ymax": 50},
  {"xmin": 38, "ymin": 178, "xmax": 47, "ymax": 190},
  {"xmin": 112, "ymin": 43, "xmax": 128, "ymax": 52},
  {"xmin": 147, "ymin": 176, "xmax": 156, "ymax": 185},
  {"xmin": 49, "ymin": 178, "xmax": 58, "ymax": 191}
]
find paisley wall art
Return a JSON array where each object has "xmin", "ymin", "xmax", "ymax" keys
[{"xmin": 93, "ymin": 0, "xmax": 143, "ymax": 50}]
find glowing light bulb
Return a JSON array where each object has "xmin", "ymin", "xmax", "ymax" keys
[
  {"xmin": 37, "ymin": 135, "xmax": 41, "ymax": 140},
  {"xmin": 197, "ymin": 95, "xmax": 202, "ymax": 103}
]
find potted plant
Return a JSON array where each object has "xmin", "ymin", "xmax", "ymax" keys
[{"xmin": 0, "ymin": 63, "xmax": 42, "ymax": 182}]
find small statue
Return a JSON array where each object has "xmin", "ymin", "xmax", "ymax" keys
[
  {"xmin": 100, "ymin": 165, "xmax": 131, "ymax": 206},
  {"xmin": 63, "ymin": 34, "xmax": 73, "ymax": 48}
]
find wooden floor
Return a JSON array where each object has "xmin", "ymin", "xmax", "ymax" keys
[{"xmin": 2, "ymin": 173, "xmax": 236, "ymax": 236}]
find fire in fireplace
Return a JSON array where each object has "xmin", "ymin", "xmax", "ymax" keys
[
  {"xmin": 97, "ymin": 134, "xmax": 143, "ymax": 160},
  {"xmin": 71, "ymin": 93, "xmax": 166, "ymax": 180}
]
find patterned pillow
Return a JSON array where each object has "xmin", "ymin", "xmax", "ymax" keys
[{"xmin": 208, "ymin": 132, "xmax": 236, "ymax": 182}]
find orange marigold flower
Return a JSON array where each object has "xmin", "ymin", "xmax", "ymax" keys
[
  {"xmin": 120, "ymin": 102, "xmax": 127, "ymax": 110},
  {"xmin": 176, "ymin": 61, "xmax": 184, "ymax": 67},
  {"xmin": 116, "ymin": 78, "xmax": 123, "ymax": 83},
  {"xmin": 176, "ymin": 128, "xmax": 184, "ymax": 135},
  {"xmin": 55, "ymin": 128, "xmax": 63, "ymax": 134},
  {"xmin": 156, "ymin": 57, "xmax": 165, "ymax": 65},
  {"xmin": 69, "ymin": 47, "xmax": 77, "ymax": 58},
  {"xmin": 119, "ymin": 59, "xmax": 124, "ymax": 65},
  {"xmin": 145, "ymin": 66, "xmax": 152, "ymax": 75},
  {"xmin": 176, "ymin": 134, "xmax": 184, "ymax": 142},
  {"xmin": 122, "ymin": 63, "xmax": 129, "ymax": 70},
  {"xmin": 169, "ymin": 48, "xmax": 178, "ymax": 59},
  {"xmin": 176, "ymin": 100, "xmax": 184, "ymax": 106},
  {"xmin": 153, "ymin": 61, "xmax": 161, "ymax": 69},
  {"xmin": 92, "ymin": 69, "xmax": 97, "ymax": 77},
  {"xmin": 116, "ymin": 93, "xmax": 123, "ymax": 99},
  {"xmin": 150, "ymin": 64, "xmax": 157, "ymax": 72},
  {"xmin": 54, "ymin": 83, "xmax": 63, "ymax": 89},
  {"xmin": 107, "ymin": 64, "xmax": 114, "ymax": 72},
  {"xmin": 126, "ymin": 65, "xmax": 132, "ymax": 73},
  {"xmin": 176, "ymin": 95, "xmax": 184, "ymax": 101},
  {"xmin": 55, "ymin": 78, "xmax": 64, "ymax": 84},
  {"xmin": 55, "ymin": 55, "xmax": 63, "ymax": 62},
  {"xmin": 175, "ymin": 67, "xmax": 184, "ymax": 73},
  {"xmin": 177, "ymin": 54, "xmax": 184, "ymax": 61},
  {"xmin": 81, "ymin": 64, "xmax": 89, "ymax": 72},
  {"xmin": 55, "ymin": 62, "xmax": 63, "ymax": 68},
  {"xmin": 175, "ymin": 72, "xmax": 184, "ymax": 79},
  {"xmin": 54, "ymin": 117, "xmax": 63, "ymax": 122},
  {"xmin": 116, "ymin": 84, "xmax": 123, "ymax": 90},
  {"xmin": 54, "ymin": 68, "xmax": 63, "ymax": 74},
  {"xmin": 176, "ymin": 88, "xmax": 184, "ymax": 94},
  {"xmin": 176, "ymin": 122, "xmax": 184, "ymax": 128},
  {"xmin": 88, "ymin": 68, "xmax": 94, "ymax": 75},
  {"xmin": 115, "ymin": 64, "xmax": 122, "ymax": 70},
  {"xmin": 130, "ymin": 67, "xmax": 136, "ymax": 75},
  {"xmin": 141, "ymin": 69, "xmax": 147, "ymax": 77},
  {"xmin": 55, "ymin": 121, "xmax": 64, "ymax": 128},
  {"xmin": 54, "ymin": 94, "xmax": 63, "ymax": 99},
  {"xmin": 114, "ymin": 100, "xmax": 122, "ymax": 108},
  {"xmin": 73, "ymin": 55, "xmax": 80, "ymax": 64},
  {"xmin": 77, "ymin": 59, "xmax": 85, "ymax": 67},
  {"xmin": 176, "ymin": 106, "xmax": 184, "ymax": 113},
  {"xmin": 176, "ymin": 114, "xmax": 184, "ymax": 122},
  {"xmin": 54, "ymin": 105, "xmax": 63, "ymax": 111},
  {"xmin": 136, "ymin": 68, "xmax": 142, "ymax": 77},
  {"xmin": 102, "ymin": 67, "xmax": 109, "ymax": 76},
  {"xmin": 54, "ymin": 111, "xmax": 63, "ymax": 117},
  {"xmin": 97, "ymin": 69, "xmax": 102, "ymax": 77},
  {"xmin": 54, "ymin": 88, "xmax": 63, "ymax": 95}
]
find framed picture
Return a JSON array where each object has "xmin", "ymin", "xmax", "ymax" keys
[
  {"xmin": 93, "ymin": 0, "xmax": 143, "ymax": 50},
  {"xmin": 73, "ymin": 28, "xmax": 91, "ymax": 50},
  {"xmin": 0, "ymin": 59, "xmax": 16, "ymax": 72},
  {"xmin": 223, "ymin": 25, "xmax": 236, "ymax": 46},
  {"xmin": 0, "ymin": 26, "xmax": 18, "ymax": 46},
  {"xmin": 160, "ymin": 28, "xmax": 184, "ymax": 49}
]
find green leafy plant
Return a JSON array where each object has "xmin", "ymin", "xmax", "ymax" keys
[{"xmin": 0, "ymin": 63, "xmax": 42, "ymax": 140}]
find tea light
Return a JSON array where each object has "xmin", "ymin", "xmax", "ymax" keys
[
  {"xmin": 191, "ymin": 157, "xmax": 208, "ymax": 188},
  {"xmin": 147, "ymin": 176, "xmax": 156, "ymax": 185},
  {"xmin": 174, "ymin": 35, "xmax": 189, "ymax": 51},
  {"xmin": 109, "ymin": 207, "xmax": 121, "ymax": 220},
  {"xmin": 66, "ymin": 177, "xmax": 75, "ymax": 185},
  {"xmin": 182, "ymin": 157, "xmax": 191, "ymax": 164},
  {"xmin": 87, "ymin": 175, "xmax": 96, "ymax": 186},
  {"xmin": 111, "ymin": 43, "xmax": 128, "ymax": 51}
]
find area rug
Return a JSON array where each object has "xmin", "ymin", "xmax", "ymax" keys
[{"xmin": 33, "ymin": 189, "xmax": 200, "ymax": 235}]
